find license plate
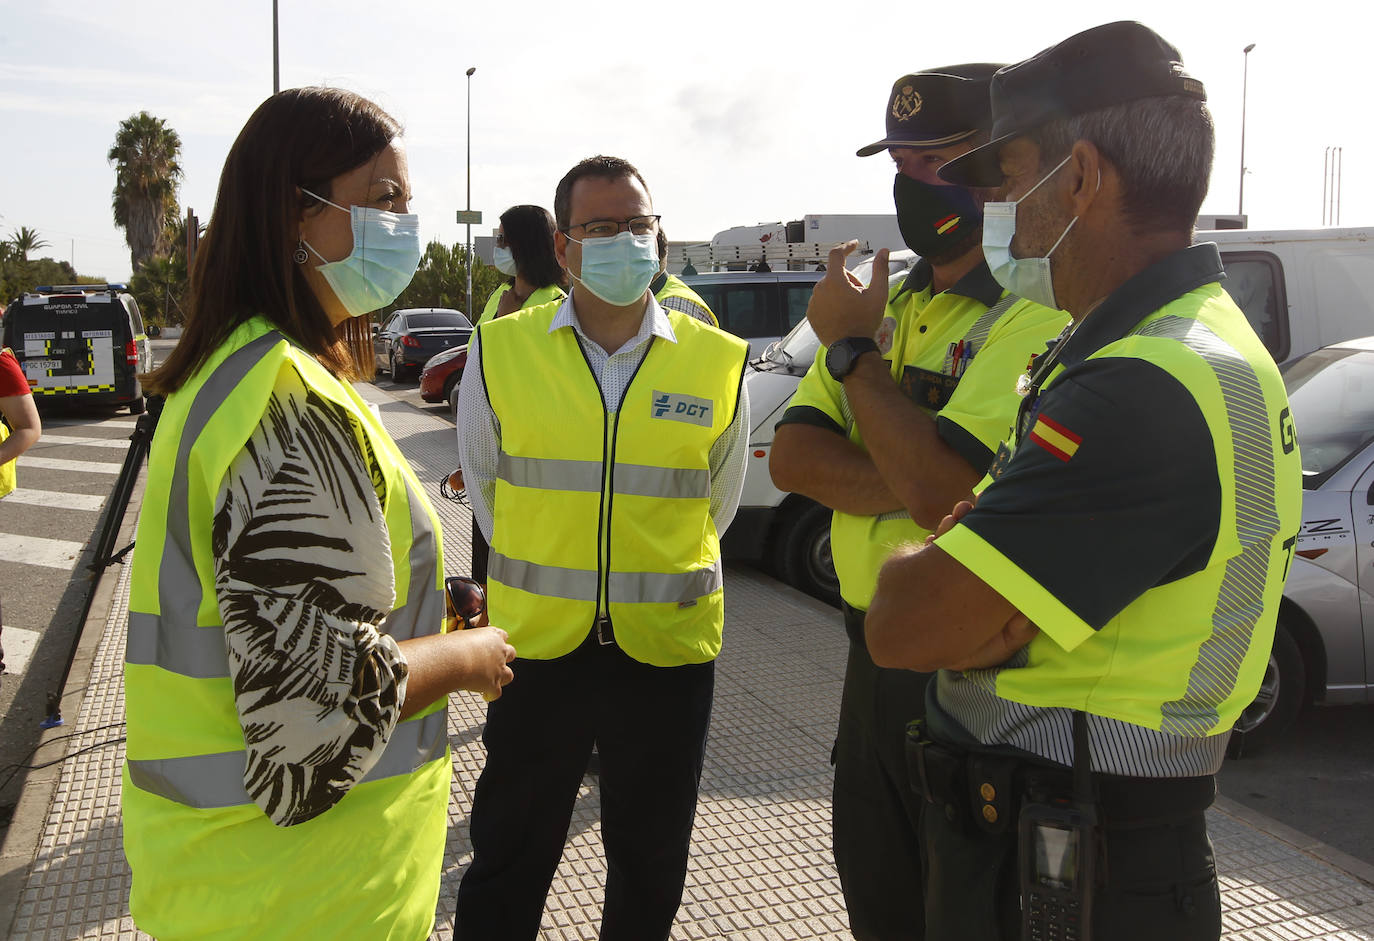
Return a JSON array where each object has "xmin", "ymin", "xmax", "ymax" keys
[{"xmin": 26, "ymin": 359, "xmax": 61, "ymax": 370}]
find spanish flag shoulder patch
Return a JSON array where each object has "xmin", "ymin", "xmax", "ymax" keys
[{"xmin": 1028, "ymin": 413, "xmax": 1082, "ymax": 462}]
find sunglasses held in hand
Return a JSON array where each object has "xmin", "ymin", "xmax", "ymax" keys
[{"xmin": 445, "ymin": 576, "xmax": 487, "ymax": 630}]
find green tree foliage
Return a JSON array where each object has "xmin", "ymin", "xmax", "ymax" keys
[
  {"xmin": 8, "ymin": 226, "xmax": 50, "ymax": 262},
  {"xmin": 1, "ymin": 253, "xmax": 106, "ymax": 309},
  {"xmin": 108, "ymin": 111, "xmax": 183, "ymax": 274},
  {"xmin": 381, "ymin": 239, "xmax": 506, "ymax": 323},
  {"xmin": 127, "ymin": 254, "xmax": 188, "ymax": 328}
]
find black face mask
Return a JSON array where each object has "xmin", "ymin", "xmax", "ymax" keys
[{"xmin": 893, "ymin": 173, "xmax": 984, "ymax": 259}]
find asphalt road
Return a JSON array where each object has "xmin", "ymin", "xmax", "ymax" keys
[{"xmin": 2, "ymin": 346, "xmax": 1370, "ymax": 872}]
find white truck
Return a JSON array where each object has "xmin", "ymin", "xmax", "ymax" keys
[
  {"xmin": 669, "ymin": 213, "xmax": 904, "ymax": 273},
  {"xmin": 731, "ymin": 226, "xmax": 1374, "ymax": 605}
]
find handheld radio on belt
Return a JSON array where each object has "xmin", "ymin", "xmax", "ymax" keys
[{"xmin": 1017, "ymin": 710, "xmax": 1097, "ymax": 941}]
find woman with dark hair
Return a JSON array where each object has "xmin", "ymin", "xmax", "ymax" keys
[
  {"xmin": 457, "ymin": 204, "xmax": 567, "ymax": 585},
  {"xmin": 474, "ymin": 203, "xmax": 568, "ymax": 326},
  {"xmin": 123, "ymin": 86, "xmax": 516, "ymax": 940}
]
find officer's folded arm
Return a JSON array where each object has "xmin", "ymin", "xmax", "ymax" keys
[{"xmin": 865, "ymin": 537, "xmax": 1037, "ymax": 672}]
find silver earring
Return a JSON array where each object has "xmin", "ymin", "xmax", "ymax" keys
[{"xmin": 293, "ymin": 239, "xmax": 309, "ymax": 264}]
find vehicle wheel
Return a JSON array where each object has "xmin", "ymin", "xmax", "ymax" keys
[
  {"xmin": 444, "ymin": 373, "xmax": 462, "ymax": 414},
  {"xmin": 389, "ymin": 349, "xmax": 403, "ymax": 382},
  {"xmin": 775, "ymin": 500, "xmax": 840, "ymax": 607},
  {"xmin": 1228, "ymin": 621, "xmax": 1305, "ymax": 757},
  {"xmin": 128, "ymin": 395, "xmax": 147, "ymax": 415}
]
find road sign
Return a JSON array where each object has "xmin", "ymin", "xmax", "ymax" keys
[{"xmin": 455, "ymin": 210, "xmax": 483, "ymax": 225}]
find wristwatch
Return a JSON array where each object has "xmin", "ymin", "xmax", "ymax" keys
[{"xmin": 825, "ymin": 336, "xmax": 880, "ymax": 381}]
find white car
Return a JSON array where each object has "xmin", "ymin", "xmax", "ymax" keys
[{"xmin": 1229, "ymin": 336, "xmax": 1374, "ymax": 753}]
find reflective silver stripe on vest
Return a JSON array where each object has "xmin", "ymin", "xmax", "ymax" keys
[
  {"xmin": 499, "ymin": 453, "xmax": 708, "ymax": 500},
  {"xmin": 1134, "ymin": 315, "xmax": 1281, "ymax": 739},
  {"xmin": 608, "ymin": 560, "xmax": 722, "ymax": 604},
  {"xmin": 499, "ymin": 453, "xmax": 602, "ymax": 492},
  {"xmin": 126, "ymin": 612, "xmax": 229, "ymax": 678},
  {"xmin": 959, "ymin": 294, "xmax": 1018, "ymax": 355},
  {"xmin": 488, "ymin": 552, "xmax": 599, "ymax": 601},
  {"xmin": 613, "ymin": 463, "xmax": 709, "ymax": 500},
  {"xmin": 126, "ymin": 708, "xmax": 448, "ymax": 809},
  {"xmin": 379, "ymin": 473, "xmax": 444, "ymax": 642},
  {"xmin": 490, "ymin": 553, "xmax": 720, "ymax": 605}
]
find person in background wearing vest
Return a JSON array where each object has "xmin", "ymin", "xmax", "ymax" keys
[
  {"xmin": 455, "ymin": 155, "xmax": 750, "ymax": 941},
  {"xmin": 122, "ymin": 87, "xmax": 516, "ymax": 941},
  {"xmin": 458, "ymin": 204, "xmax": 569, "ymax": 586},
  {"xmin": 866, "ymin": 23, "xmax": 1302, "ymax": 940},
  {"xmin": 652, "ymin": 226, "xmax": 718, "ymax": 327},
  {"xmin": 474, "ymin": 204, "xmax": 569, "ymax": 328},
  {"xmin": 769, "ymin": 66, "xmax": 1067, "ymax": 940}
]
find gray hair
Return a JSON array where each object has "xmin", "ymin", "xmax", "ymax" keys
[{"xmin": 1028, "ymin": 96, "xmax": 1214, "ymax": 236}]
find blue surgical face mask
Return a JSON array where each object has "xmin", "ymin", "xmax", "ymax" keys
[
  {"xmin": 981, "ymin": 154, "xmax": 1089, "ymax": 310},
  {"xmin": 565, "ymin": 230, "xmax": 658, "ymax": 307},
  {"xmin": 300, "ymin": 188, "xmax": 422, "ymax": 318},
  {"xmin": 492, "ymin": 244, "xmax": 518, "ymax": 277}
]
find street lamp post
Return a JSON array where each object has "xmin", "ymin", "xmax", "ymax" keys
[
  {"xmin": 465, "ymin": 66, "xmax": 476, "ymax": 319},
  {"xmin": 272, "ymin": 0, "xmax": 280, "ymax": 94},
  {"xmin": 1239, "ymin": 43, "xmax": 1255, "ymax": 217}
]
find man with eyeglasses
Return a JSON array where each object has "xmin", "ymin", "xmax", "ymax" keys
[{"xmin": 455, "ymin": 154, "xmax": 751, "ymax": 941}]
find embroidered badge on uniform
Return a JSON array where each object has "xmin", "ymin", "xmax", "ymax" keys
[{"xmin": 1028, "ymin": 414, "xmax": 1081, "ymax": 462}]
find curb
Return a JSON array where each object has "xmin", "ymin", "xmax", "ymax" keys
[
  {"xmin": 0, "ymin": 464, "xmax": 146, "ymax": 938},
  {"xmin": 1212, "ymin": 793, "xmax": 1374, "ymax": 888}
]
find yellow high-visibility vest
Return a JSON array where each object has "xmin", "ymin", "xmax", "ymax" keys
[
  {"xmin": 123, "ymin": 315, "xmax": 449, "ymax": 940},
  {"xmin": 480, "ymin": 301, "xmax": 747, "ymax": 666}
]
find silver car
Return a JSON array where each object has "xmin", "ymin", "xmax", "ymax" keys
[{"xmin": 1231, "ymin": 336, "xmax": 1374, "ymax": 753}]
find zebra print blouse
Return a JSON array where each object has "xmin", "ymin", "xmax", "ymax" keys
[{"xmin": 212, "ymin": 362, "xmax": 409, "ymax": 827}]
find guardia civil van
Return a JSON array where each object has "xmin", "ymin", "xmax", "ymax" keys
[{"xmin": 1, "ymin": 284, "xmax": 153, "ymax": 413}]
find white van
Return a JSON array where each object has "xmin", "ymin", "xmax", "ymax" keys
[{"xmin": 731, "ymin": 229, "xmax": 1374, "ymax": 603}]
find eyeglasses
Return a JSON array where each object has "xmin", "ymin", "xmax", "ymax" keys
[
  {"xmin": 445, "ymin": 576, "xmax": 487, "ymax": 630},
  {"xmin": 564, "ymin": 215, "xmax": 660, "ymax": 239}
]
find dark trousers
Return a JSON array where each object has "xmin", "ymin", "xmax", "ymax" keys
[
  {"xmin": 832, "ymin": 614, "xmax": 934, "ymax": 941},
  {"xmin": 470, "ymin": 524, "xmax": 489, "ymax": 583},
  {"xmin": 455, "ymin": 633, "xmax": 715, "ymax": 941},
  {"xmin": 919, "ymin": 753, "xmax": 1222, "ymax": 940}
]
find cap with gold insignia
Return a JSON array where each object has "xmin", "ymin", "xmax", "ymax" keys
[
  {"xmin": 856, "ymin": 63, "xmax": 1005, "ymax": 158},
  {"xmin": 939, "ymin": 21, "xmax": 1207, "ymax": 186}
]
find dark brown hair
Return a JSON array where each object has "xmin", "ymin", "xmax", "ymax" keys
[
  {"xmin": 144, "ymin": 86, "xmax": 401, "ymax": 394},
  {"xmin": 499, "ymin": 205, "xmax": 568, "ymax": 290},
  {"xmin": 552, "ymin": 155, "xmax": 650, "ymax": 231}
]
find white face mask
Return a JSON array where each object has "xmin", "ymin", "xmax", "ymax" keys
[
  {"xmin": 981, "ymin": 154, "xmax": 1090, "ymax": 311},
  {"xmin": 300, "ymin": 188, "xmax": 422, "ymax": 318},
  {"xmin": 492, "ymin": 244, "xmax": 518, "ymax": 277},
  {"xmin": 566, "ymin": 230, "xmax": 658, "ymax": 307}
]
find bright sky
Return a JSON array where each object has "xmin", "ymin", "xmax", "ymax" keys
[{"xmin": 0, "ymin": 0, "xmax": 1365, "ymax": 283}]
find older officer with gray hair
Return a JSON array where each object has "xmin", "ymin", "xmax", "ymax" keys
[{"xmin": 866, "ymin": 22, "xmax": 1303, "ymax": 941}]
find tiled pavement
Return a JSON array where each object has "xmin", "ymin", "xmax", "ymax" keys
[{"xmin": 3, "ymin": 388, "xmax": 1372, "ymax": 940}]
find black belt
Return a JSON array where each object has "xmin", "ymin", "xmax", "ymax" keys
[
  {"xmin": 906, "ymin": 721, "xmax": 1216, "ymax": 834},
  {"xmin": 841, "ymin": 602, "xmax": 867, "ymax": 647}
]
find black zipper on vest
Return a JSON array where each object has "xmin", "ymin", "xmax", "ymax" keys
[{"xmin": 576, "ymin": 334, "xmax": 655, "ymax": 645}]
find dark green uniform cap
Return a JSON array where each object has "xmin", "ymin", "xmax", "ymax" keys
[
  {"xmin": 939, "ymin": 21, "xmax": 1207, "ymax": 186},
  {"xmin": 856, "ymin": 63, "xmax": 1004, "ymax": 157}
]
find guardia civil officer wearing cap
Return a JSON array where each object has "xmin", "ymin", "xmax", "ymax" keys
[
  {"xmin": 769, "ymin": 66, "xmax": 1068, "ymax": 941},
  {"xmin": 455, "ymin": 155, "xmax": 750, "ymax": 940},
  {"xmin": 867, "ymin": 23, "xmax": 1303, "ymax": 941}
]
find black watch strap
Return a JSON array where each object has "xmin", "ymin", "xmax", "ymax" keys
[{"xmin": 825, "ymin": 336, "xmax": 880, "ymax": 381}]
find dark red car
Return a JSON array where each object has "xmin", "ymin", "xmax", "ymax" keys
[{"xmin": 419, "ymin": 343, "xmax": 468, "ymax": 411}]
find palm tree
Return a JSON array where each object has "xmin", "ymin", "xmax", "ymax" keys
[
  {"xmin": 8, "ymin": 226, "xmax": 49, "ymax": 262},
  {"xmin": 108, "ymin": 112, "xmax": 183, "ymax": 274}
]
